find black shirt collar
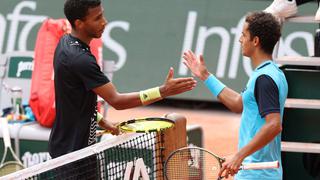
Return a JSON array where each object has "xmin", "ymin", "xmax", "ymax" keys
[{"xmin": 68, "ymin": 34, "xmax": 91, "ymax": 51}]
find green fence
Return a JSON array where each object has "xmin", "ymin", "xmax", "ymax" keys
[{"xmin": 282, "ymin": 66, "xmax": 320, "ymax": 180}]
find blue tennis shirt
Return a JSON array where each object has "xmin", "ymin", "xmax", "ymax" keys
[{"xmin": 236, "ymin": 60, "xmax": 288, "ymax": 180}]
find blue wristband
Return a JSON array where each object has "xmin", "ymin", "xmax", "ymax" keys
[{"xmin": 203, "ymin": 74, "xmax": 226, "ymax": 97}]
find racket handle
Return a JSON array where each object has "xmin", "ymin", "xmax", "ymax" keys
[
  {"xmin": 1, "ymin": 118, "xmax": 12, "ymax": 148},
  {"xmin": 240, "ymin": 161, "xmax": 279, "ymax": 170}
]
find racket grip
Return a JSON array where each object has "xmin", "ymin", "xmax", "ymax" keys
[
  {"xmin": 240, "ymin": 161, "xmax": 279, "ymax": 170},
  {"xmin": 1, "ymin": 118, "xmax": 12, "ymax": 147}
]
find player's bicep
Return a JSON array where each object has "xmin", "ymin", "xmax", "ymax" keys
[
  {"xmin": 93, "ymin": 82, "xmax": 119, "ymax": 105},
  {"xmin": 264, "ymin": 112, "xmax": 282, "ymax": 131},
  {"xmin": 265, "ymin": 112, "xmax": 281, "ymax": 123}
]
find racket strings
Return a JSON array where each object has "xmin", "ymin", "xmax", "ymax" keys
[
  {"xmin": 165, "ymin": 148, "xmax": 221, "ymax": 180},
  {"xmin": 120, "ymin": 120, "xmax": 174, "ymax": 132},
  {"xmin": 0, "ymin": 162, "xmax": 24, "ymax": 176},
  {"xmin": 97, "ymin": 118, "xmax": 174, "ymax": 136}
]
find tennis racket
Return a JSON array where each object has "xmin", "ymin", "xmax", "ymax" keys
[
  {"xmin": 0, "ymin": 118, "xmax": 25, "ymax": 176},
  {"xmin": 164, "ymin": 147, "xmax": 279, "ymax": 180},
  {"xmin": 96, "ymin": 117, "xmax": 175, "ymax": 136}
]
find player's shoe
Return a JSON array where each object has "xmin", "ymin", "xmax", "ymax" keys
[
  {"xmin": 264, "ymin": 0, "xmax": 298, "ymax": 19},
  {"xmin": 315, "ymin": 5, "xmax": 320, "ymax": 21}
]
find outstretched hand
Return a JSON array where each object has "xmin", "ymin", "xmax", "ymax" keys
[
  {"xmin": 183, "ymin": 50, "xmax": 210, "ymax": 81},
  {"xmin": 159, "ymin": 67, "xmax": 197, "ymax": 98}
]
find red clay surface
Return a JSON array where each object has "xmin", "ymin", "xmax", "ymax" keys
[{"xmin": 107, "ymin": 104, "xmax": 241, "ymax": 179}]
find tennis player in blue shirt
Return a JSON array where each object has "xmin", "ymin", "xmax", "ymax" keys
[{"xmin": 183, "ymin": 11, "xmax": 288, "ymax": 180}]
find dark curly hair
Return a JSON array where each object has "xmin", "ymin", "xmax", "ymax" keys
[
  {"xmin": 245, "ymin": 11, "xmax": 281, "ymax": 54},
  {"xmin": 64, "ymin": 0, "xmax": 101, "ymax": 28}
]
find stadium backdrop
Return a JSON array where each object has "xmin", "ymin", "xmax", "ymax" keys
[{"xmin": 0, "ymin": 0, "xmax": 316, "ymax": 102}]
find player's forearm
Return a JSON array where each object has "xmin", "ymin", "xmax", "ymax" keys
[
  {"xmin": 108, "ymin": 92, "xmax": 147, "ymax": 110},
  {"xmin": 202, "ymin": 74, "xmax": 242, "ymax": 113},
  {"xmin": 218, "ymin": 88, "xmax": 243, "ymax": 113},
  {"xmin": 98, "ymin": 118, "xmax": 114, "ymax": 130},
  {"xmin": 110, "ymin": 86, "xmax": 166, "ymax": 109},
  {"xmin": 95, "ymin": 83, "xmax": 163, "ymax": 109},
  {"xmin": 236, "ymin": 119, "xmax": 282, "ymax": 160}
]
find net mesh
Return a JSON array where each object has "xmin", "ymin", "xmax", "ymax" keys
[
  {"xmin": 3, "ymin": 132, "xmax": 165, "ymax": 180},
  {"xmin": 165, "ymin": 148, "xmax": 221, "ymax": 180}
]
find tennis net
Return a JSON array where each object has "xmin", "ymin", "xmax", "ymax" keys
[
  {"xmin": 1, "ymin": 133, "xmax": 164, "ymax": 180},
  {"xmin": 1, "ymin": 115, "xmax": 187, "ymax": 180}
]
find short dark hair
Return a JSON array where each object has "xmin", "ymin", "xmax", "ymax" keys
[
  {"xmin": 245, "ymin": 11, "xmax": 281, "ymax": 54},
  {"xmin": 64, "ymin": 0, "xmax": 101, "ymax": 28}
]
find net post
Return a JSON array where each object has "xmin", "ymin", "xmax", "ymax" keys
[
  {"xmin": 157, "ymin": 113, "xmax": 187, "ymax": 179},
  {"xmin": 163, "ymin": 113, "xmax": 187, "ymax": 158}
]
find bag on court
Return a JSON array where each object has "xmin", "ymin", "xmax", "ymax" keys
[{"xmin": 29, "ymin": 19, "xmax": 103, "ymax": 127}]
